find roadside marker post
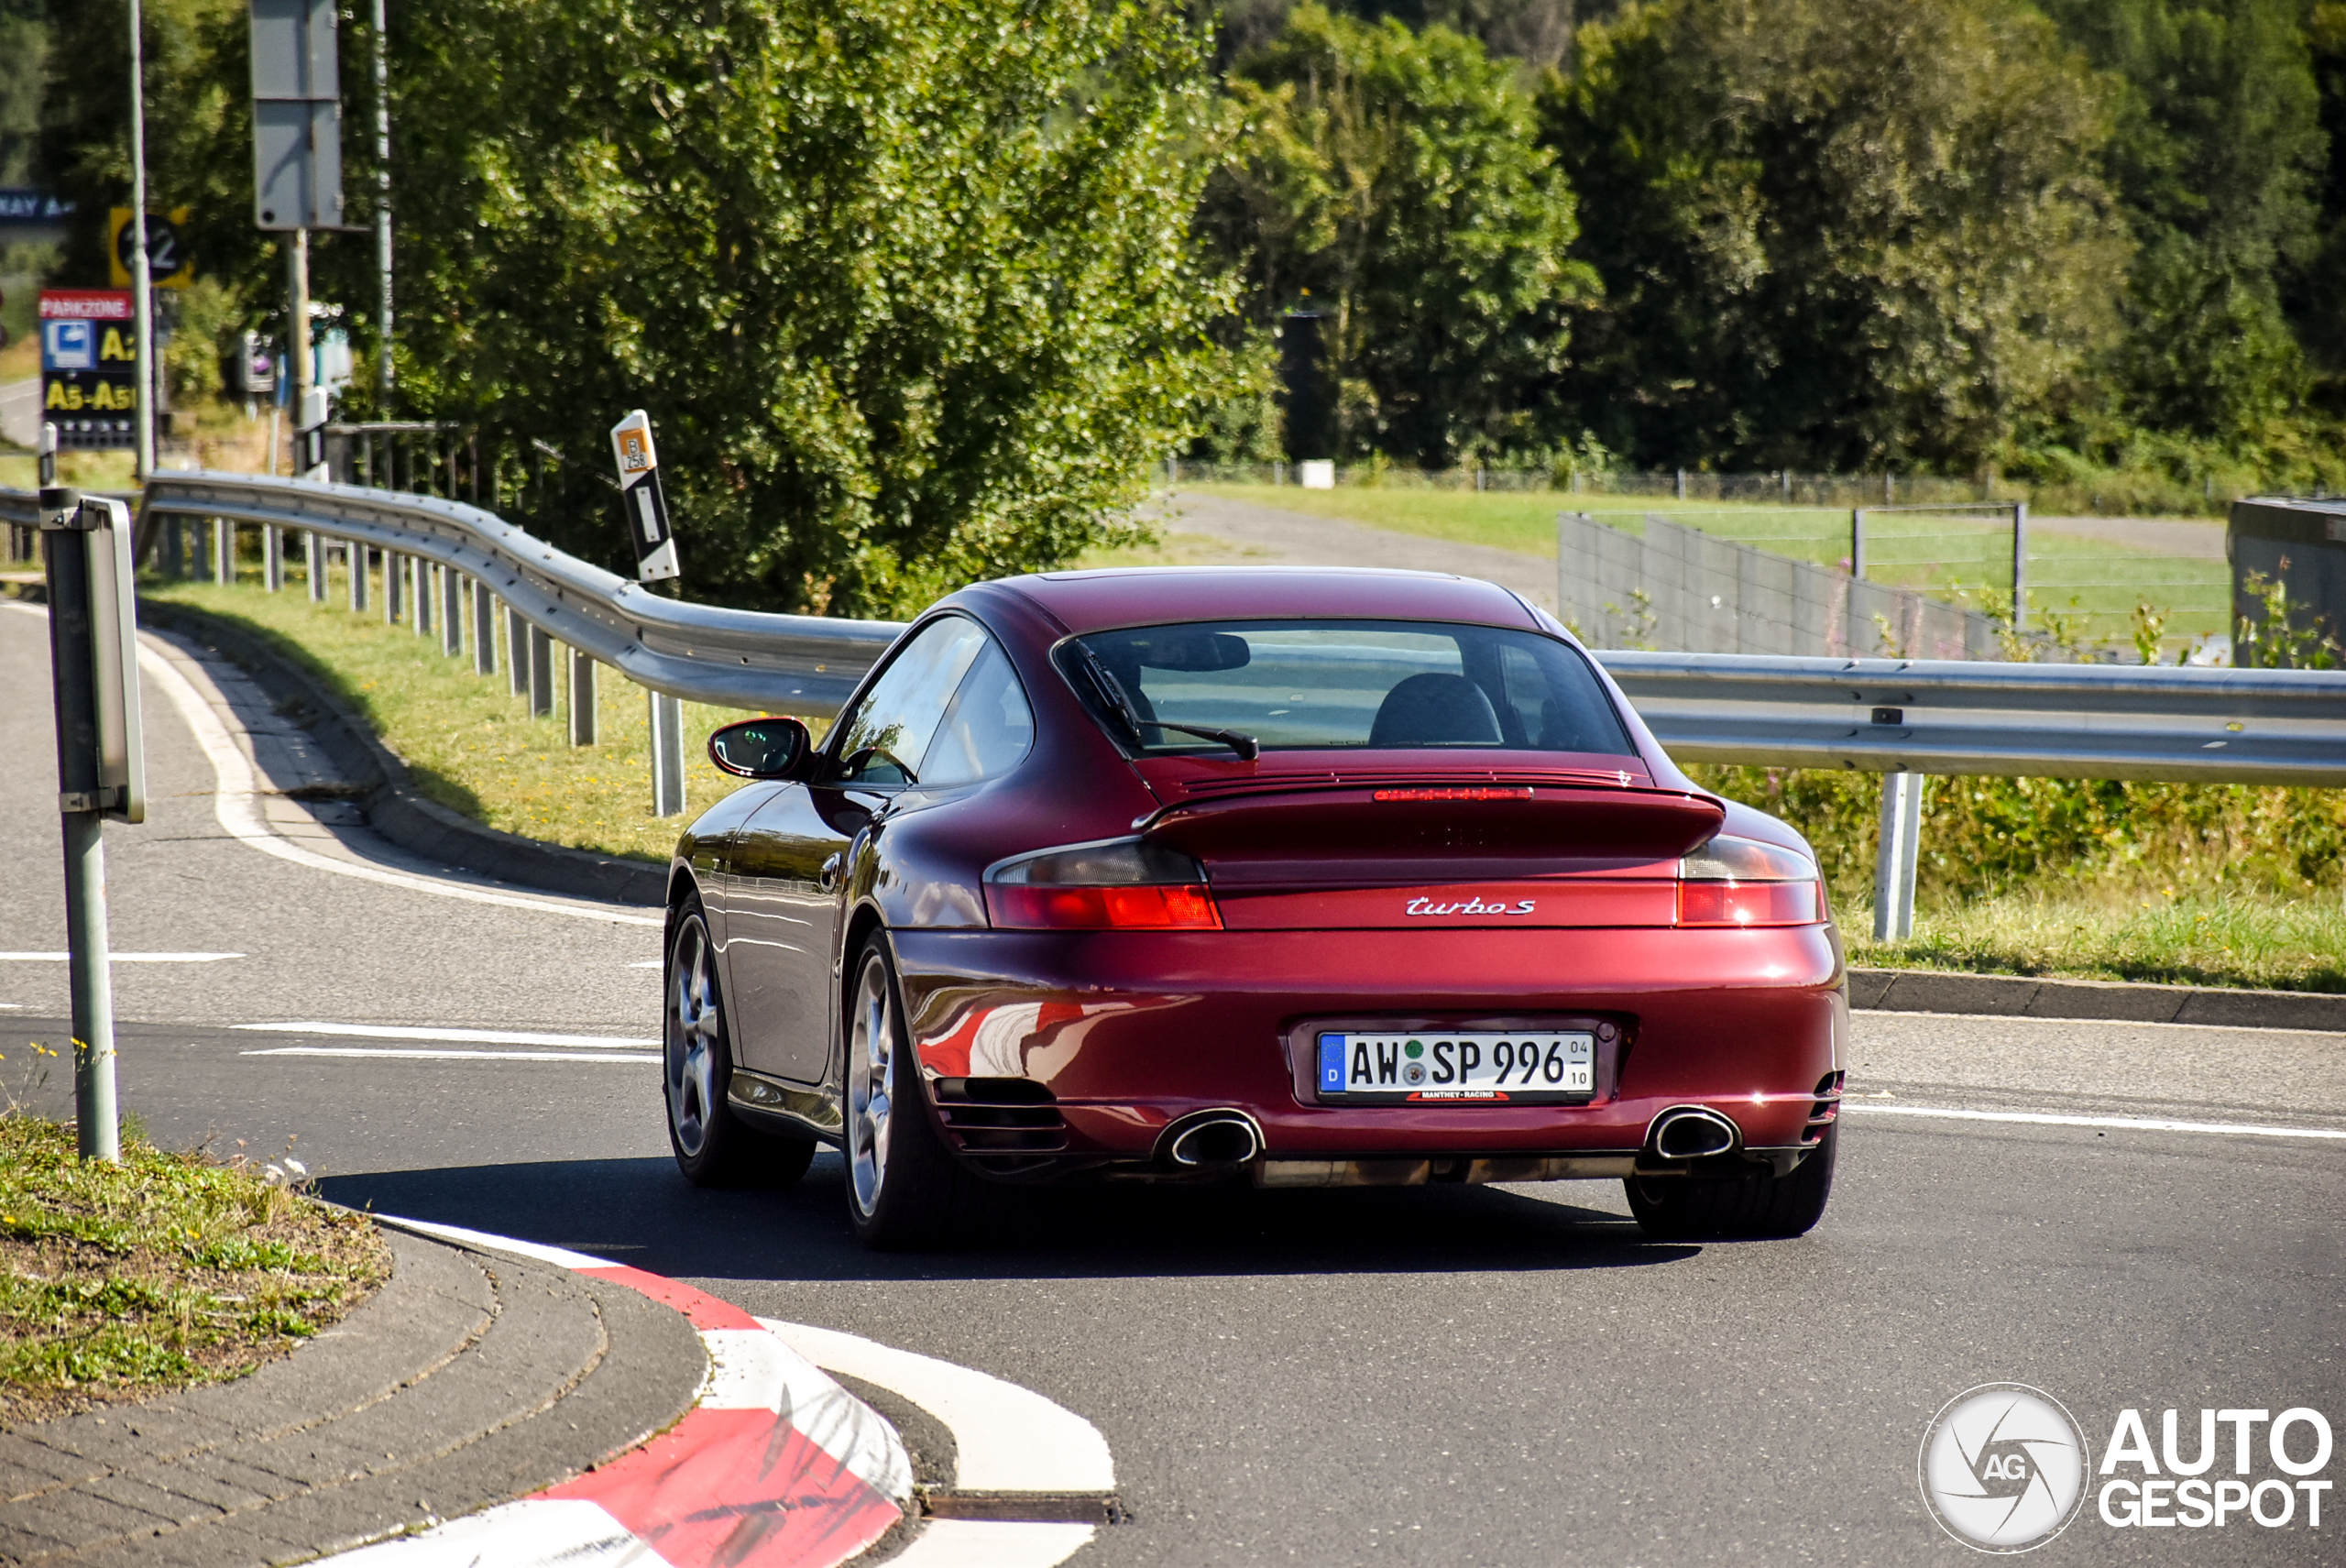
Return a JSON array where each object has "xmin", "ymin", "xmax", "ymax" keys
[
  {"xmin": 608, "ymin": 411, "xmax": 679, "ymax": 583},
  {"xmin": 38, "ymin": 488, "xmax": 146, "ymax": 1163}
]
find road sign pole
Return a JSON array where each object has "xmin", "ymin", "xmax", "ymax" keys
[
  {"xmin": 290, "ymin": 227, "xmax": 312, "ymax": 440},
  {"xmin": 372, "ymin": 0, "xmax": 393, "ymax": 410},
  {"xmin": 39, "ymin": 487, "xmax": 122, "ymax": 1162},
  {"xmin": 127, "ymin": 0, "xmax": 155, "ymax": 478}
]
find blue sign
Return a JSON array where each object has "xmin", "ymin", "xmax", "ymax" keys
[{"xmin": 43, "ymin": 321, "xmax": 95, "ymax": 372}]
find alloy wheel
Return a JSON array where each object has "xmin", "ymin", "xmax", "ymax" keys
[
  {"xmin": 847, "ymin": 952, "xmax": 894, "ymax": 1216},
  {"xmin": 666, "ymin": 916, "xmax": 721, "ymax": 1159}
]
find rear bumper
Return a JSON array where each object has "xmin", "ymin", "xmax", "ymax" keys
[{"xmin": 892, "ymin": 926, "xmax": 1846, "ymax": 1167}]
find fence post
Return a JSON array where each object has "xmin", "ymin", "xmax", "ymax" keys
[
  {"xmin": 649, "ymin": 690, "xmax": 686, "ymax": 817},
  {"xmin": 528, "ymin": 623, "xmax": 554, "ymax": 718},
  {"xmin": 1849, "ymin": 509, "xmax": 1867, "ymax": 579},
  {"xmin": 473, "ymin": 583, "xmax": 498, "ymax": 676},
  {"xmin": 1872, "ymin": 772, "xmax": 1923, "ymax": 941},
  {"xmin": 1674, "ymin": 468, "xmax": 1686, "ymax": 500},
  {"xmin": 2011, "ymin": 502, "xmax": 2029, "ymax": 635},
  {"xmin": 507, "ymin": 604, "xmax": 531, "ymax": 697},
  {"xmin": 441, "ymin": 567, "xmax": 464, "ymax": 657},
  {"xmin": 348, "ymin": 543, "xmax": 367, "ymax": 612},
  {"xmin": 569, "ymin": 648, "xmax": 597, "ymax": 746}
]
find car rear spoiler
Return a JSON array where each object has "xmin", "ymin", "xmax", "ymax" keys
[{"xmin": 1138, "ymin": 784, "xmax": 1726, "ymax": 867}]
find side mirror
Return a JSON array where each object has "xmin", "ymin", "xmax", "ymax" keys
[{"xmin": 707, "ymin": 716, "xmax": 813, "ymax": 780}]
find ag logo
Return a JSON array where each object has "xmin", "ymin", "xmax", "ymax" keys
[{"xmin": 1919, "ymin": 1384, "xmax": 2090, "ymax": 1552}]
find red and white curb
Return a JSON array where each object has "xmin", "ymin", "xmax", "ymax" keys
[{"xmin": 318, "ymin": 1219, "xmax": 1110, "ymax": 1568}]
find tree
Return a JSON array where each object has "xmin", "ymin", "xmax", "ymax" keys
[
  {"xmin": 1200, "ymin": 4, "xmax": 1594, "ymax": 466},
  {"xmin": 1543, "ymin": 0, "xmax": 2128, "ymax": 473}
]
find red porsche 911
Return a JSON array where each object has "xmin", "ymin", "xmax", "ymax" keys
[{"xmin": 663, "ymin": 566, "xmax": 1845, "ymax": 1247}]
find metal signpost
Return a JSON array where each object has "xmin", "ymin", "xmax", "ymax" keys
[
  {"xmin": 38, "ymin": 487, "xmax": 147, "ymax": 1162},
  {"xmin": 252, "ymin": 0, "xmax": 345, "ymax": 456}
]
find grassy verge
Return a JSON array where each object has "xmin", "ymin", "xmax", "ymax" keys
[
  {"xmin": 0, "ymin": 1111, "xmax": 388, "ymax": 1427},
  {"xmin": 1847, "ymin": 888, "xmax": 2346, "ymax": 993},
  {"xmin": 1182, "ymin": 483, "xmax": 2231, "ymax": 644},
  {"xmin": 144, "ymin": 567, "xmax": 762, "ymax": 864}
]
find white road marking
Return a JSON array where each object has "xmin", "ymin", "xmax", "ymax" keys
[
  {"xmin": 303, "ymin": 1498, "xmax": 660, "ymax": 1568},
  {"xmin": 378, "ymin": 1216, "xmax": 611, "ymax": 1270},
  {"xmin": 240, "ymin": 1047, "xmax": 661, "ymax": 1063},
  {"xmin": 881, "ymin": 1520, "xmax": 1097, "ymax": 1568},
  {"xmin": 1843, "ymin": 1102, "xmax": 2346, "ymax": 1141},
  {"xmin": 762, "ymin": 1317, "xmax": 1116, "ymax": 1495},
  {"xmin": 231, "ymin": 1021, "xmax": 658, "ymax": 1047},
  {"xmin": 104, "ymin": 617, "xmax": 662, "ymax": 928},
  {"xmin": 0, "ymin": 951, "xmax": 244, "ymax": 962},
  {"xmin": 627, "ymin": 959, "xmax": 663, "ymax": 968}
]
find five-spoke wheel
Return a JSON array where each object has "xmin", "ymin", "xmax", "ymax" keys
[{"xmin": 663, "ymin": 896, "xmax": 815, "ymax": 1188}]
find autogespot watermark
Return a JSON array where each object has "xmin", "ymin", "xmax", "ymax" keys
[{"xmin": 1919, "ymin": 1386, "xmax": 2335, "ymax": 1552}]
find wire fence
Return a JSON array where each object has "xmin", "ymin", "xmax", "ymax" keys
[{"xmin": 1173, "ymin": 459, "xmax": 2042, "ymax": 509}]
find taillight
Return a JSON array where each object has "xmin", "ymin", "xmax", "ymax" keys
[
  {"xmin": 1676, "ymin": 834, "xmax": 1825, "ymax": 928},
  {"xmin": 984, "ymin": 838, "xmax": 1222, "ymax": 930}
]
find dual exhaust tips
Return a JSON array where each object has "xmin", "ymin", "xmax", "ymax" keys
[{"xmin": 1155, "ymin": 1104, "xmax": 1738, "ymax": 1171}]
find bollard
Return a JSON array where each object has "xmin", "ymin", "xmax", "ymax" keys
[
  {"xmin": 649, "ymin": 690, "xmax": 685, "ymax": 817},
  {"xmin": 442, "ymin": 567, "xmax": 465, "ymax": 657},
  {"xmin": 528, "ymin": 623, "xmax": 554, "ymax": 718},
  {"xmin": 474, "ymin": 584, "xmax": 498, "ymax": 676},
  {"xmin": 568, "ymin": 648, "xmax": 597, "ymax": 746},
  {"xmin": 507, "ymin": 604, "xmax": 530, "ymax": 697},
  {"xmin": 264, "ymin": 525, "xmax": 283, "ymax": 591},
  {"xmin": 1872, "ymin": 772, "xmax": 1923, "ymax": 942}
]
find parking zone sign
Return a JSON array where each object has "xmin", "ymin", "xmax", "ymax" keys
[{"xmin": 610, "ymin": 410, "xmax": 679, "ymax": 582}]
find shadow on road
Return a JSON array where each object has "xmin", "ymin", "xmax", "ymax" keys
[{"xmin": 319, "ymin": 1150, "xmax": 1701, "ymax": 1283}]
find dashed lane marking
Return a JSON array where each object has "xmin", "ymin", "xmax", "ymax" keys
[
  {"xmin": 230, "ymin": 1021, "xmax": 659, "ymax": 1047},
  {"xmin": 241, "ymin": 1047, "xmax": 659, "ymax": 1063},
  {"xmin": 1843, "ymin": 1101, "xmax": 2346, "ymax": 1141}
]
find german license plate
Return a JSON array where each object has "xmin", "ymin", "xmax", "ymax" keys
[{"xmin": 1316, "ymin": 1031, "xmax": 1595, "ymax": 1103}]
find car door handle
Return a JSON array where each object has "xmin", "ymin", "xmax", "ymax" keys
[{"xmin": 818, "ymin": 853, "xmax": 844, "ymax": 894}]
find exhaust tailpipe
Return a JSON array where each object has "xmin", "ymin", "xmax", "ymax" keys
[
  {"xmin": 1647, "ymin": 1105, "xmax": 1741, "ymax": 1161},
  {"xmin": 1163, "ymin": 1110, "xmax": 1264, "ymax": 1168}
]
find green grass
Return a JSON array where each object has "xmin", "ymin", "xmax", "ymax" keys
[
  {"xmin": 1187, "ymin": 482, "xmax": 2232, "ymax": 644},
  {"xmin": 1847, "ymin": 887, "xmax": 2346, "ymax": 994},
  {"xmin": 145, "ymin": 558, "xmax": 765, "ymax": 864},
  {"xmin": 0, "ymin": 1109, "xmax": 388, "ymax": 1426}
]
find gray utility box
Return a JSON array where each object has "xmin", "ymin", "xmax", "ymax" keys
[{"xmin": 2229, "ymin": 496, "xmax": 2346, "ymax": 665}]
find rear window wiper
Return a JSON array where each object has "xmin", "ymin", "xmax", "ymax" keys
[{"xmin": 1074, "ymin": 647, "xmax": 1259, "ymax": 761}]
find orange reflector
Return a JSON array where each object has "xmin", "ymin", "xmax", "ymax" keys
[
  {"xmin": 986, "ymin": 883, "xmax": 1223, "ymax": 930},
  {"xmin": 1369, "ymin": 787, "xmax": 1535, "ymax": 802}
]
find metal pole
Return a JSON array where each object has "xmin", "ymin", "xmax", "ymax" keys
[
  {"xmin": 290, "ymin": 228, "xmax": 312, "ymax": 431},
  {"xmin": 38, "ymin": 487, "xmax": 121, "ymax": 1163},
  {"xmin": 307, "ymin": 531, "xmax": 325, "ymax": 602},
  {"xmin": 442, "ymin": 566, "xmax": 464, "ymax": 657},
  {"xmin": 474, "ymin": 583, "xmax": 498, "ymax": 676},
  {"xmin": 372, "ymin": 0, "xmax": 393, "ymax": 411},
  {"xmin": 508, "ymin": 603, "xmax": 530, "ymax": 696},
  {"xmin": 649, "ymin": 690, "xmax": 685, "ymax": 817},
  {"xmin": 568, "ymin": 648, "xmax": 597, "ymax": 745},
  {"xmin": 127, "ymin": 0, "xmax": 155, "ymax": 479},
  {"xmin": 213, "ymin": 518, "xmax": 231, "ymax": 584},
  {"xmin": 384, "ymin": 549, "xmax": 400, "ymax": 625},
  {"xmin": 1849, "ymin": 509, "xmax": 1866, "ymax": 579},
  {"xmin": 2011, "ymin": 501, "xmax": 2029, "ymax": 634},
  {"xmin": 348, "ymin": 541, "xmax": 367, "ymax": 612},
  {"xmin": 410, "ymin": 554, "xmax": 429, "ymax": 636},
  {"xmin": 1872, "ymin": 772, "xmax": 1923, "ymax": 942},
  {"xmin": 528, "ymin": 624, "xmax": 554, "ymax": 717},
  {"xmin": 264, "ymin": 524, "xmax": 282, "ymax": 590}
]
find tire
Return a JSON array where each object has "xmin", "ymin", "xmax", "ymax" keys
[
  {"xmin": 664, "ymin": 898, "xmax": 817, "ymax": 1189},
  {"xmin": 1624, "ymin": 1122, "xmax": 1836, "ymax": 1240},
  {"xmin": 842, "ymin": 938, "xmax": 1001, "ymax": 1249}
]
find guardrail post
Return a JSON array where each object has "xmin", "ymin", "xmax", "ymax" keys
[
  {"xmin": 474, "ymin": 583, "xmax": 498, "ymax": 676},
  {"xmin": 569, "ymin": 648, "xmax": 597, "ymax": 745},
  {"xmin": 649, "ymin": 690, "xmax": 685, "ymax": 817},
  {"xmin": 348, "ymin": 543, "xmax": 367, "ymax": 612},
  {"xmin": 306, "ymin": 532, "xmax": 325, "ymax": 602},
  {"xmin": 263, "ymin": 526, "xmax": 282, "ymax": 591},
  {"xmin": 2011, "ymin": 502, "xmax": 2029, "ymax": 635},
  {"xmin": 528, "ymin": 623, "xmax": 554, "ymax": 718},
  {"xmin": 212, "ymin": 518, "xmax": 232, "ymax": 584},
  {"xmin": 441, "ymin": 567, "xmax": 464, "ymax": 657},
  {"xmin": 1872, "ymin": 772, "xmax": 1923, "ymax": 942},
  {"xmin": 507, "ymin": 604, "xmax": 530, "ymax": 697},
  {"xmin": 162, "ymin": 517, "xmax": 183, "ymax": 577},
  {"xmin": 384, "ymin": 551, "xmax": 401, "ymax": 625}
]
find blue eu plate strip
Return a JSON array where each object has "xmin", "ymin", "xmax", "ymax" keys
[{"xmin": 1318, "ymin": 1033, "xmax": 1347, "ymax": 1092}]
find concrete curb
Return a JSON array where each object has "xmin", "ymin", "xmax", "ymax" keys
[
  {"xmin": 320, "ymin": 1221, "xmax": 921, "ymax": 1568},
  {"xmin": 137, "ymin": 597, "xmax": 667, "ymax": 908},
  {"xmin": 1849, "ymin": 966, "xmax": 2346, "ymax": 1032}
]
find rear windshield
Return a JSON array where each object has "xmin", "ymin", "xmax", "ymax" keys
[{"xmin": 1065, "ymin": 620, "xmax": 1636, "ymax": 756}]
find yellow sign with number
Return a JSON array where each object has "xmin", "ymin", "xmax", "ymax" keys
[{"xmin": 108, "ymin": 208, "xmax": 194, "ymax": 290}]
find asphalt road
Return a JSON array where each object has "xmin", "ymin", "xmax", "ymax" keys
[{"xmin": 4, "ymin": 602, "xmax": 2342, "ymax": 1564}]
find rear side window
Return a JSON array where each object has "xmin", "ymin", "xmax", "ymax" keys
[
  {"xmin": 831, "ymin": 616, "xmax": 1033, "ymax": 786},
  {"xmin": 1065, "ymin": 620, "xmax": 1633, "ymax": 756}
]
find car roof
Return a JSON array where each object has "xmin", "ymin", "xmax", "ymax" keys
[{"xmin": 989, "ymin": 566, "xmax": 1544, "ymax": 637}]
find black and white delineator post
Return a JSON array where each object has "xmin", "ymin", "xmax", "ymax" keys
[
  {"xmin": 295, "ymin": 386, "xmax": 330, "ymax": 480},
  {"xmin": 609, "ymin": 410, "xmax": 679, "ymax": 583},
  {"xmin": 38, "ymin": 487, "xmax": 147, "ymax": 1163}
]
